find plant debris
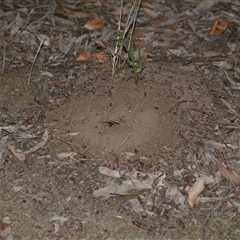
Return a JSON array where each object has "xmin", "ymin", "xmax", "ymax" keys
[{"xmin": 1, "ymin": 0, "xmax": 240, "ymax": 239}]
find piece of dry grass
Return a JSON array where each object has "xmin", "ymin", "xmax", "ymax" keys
[{"xmin": 112, "ymin": 0, "xmax": 142, "ymax": 83}]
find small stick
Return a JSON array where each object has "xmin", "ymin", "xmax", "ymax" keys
[
  {"xmin": 113, "ymin": 133, "xmax": 132, "ymax": 155},
  {"xmin": 27, "ymin": 37, "xmax": 45, "ymax": 86},
  {"xmin": 71, "ymin": 157, "xmax": 102, "ymax": 161},
  {"xmin": 56, "ymin": 137, "xmax": 99, "ymax": 159},
  {"xmin": 81, "ymin": 140, "xmax": 95, "ymax": 158},
  {"xmin": 112, "ymin": 0, "xmax": 124, "ymax": 77},
  {"xmin": 124, "ymin": 0, "xmax": 141, "ymax": 49},
  {"xmin": 1, "ymin": 44, "xmax": 6, "ymax": 74}
]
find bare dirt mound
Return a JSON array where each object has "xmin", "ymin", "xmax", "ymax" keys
[{"xmin": 52, "ymin": 62, "xmax": 182, "ymax": 158}]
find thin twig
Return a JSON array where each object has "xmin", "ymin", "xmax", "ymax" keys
[
  {"xmin": 47, "ymin": 113, "xmax": 71, "ymax": 130},
  {"xmin": 71, "ymin": 157, "xmax": 102, "ymax": 161},
  {"xmin": 125, "ymin": 0, "xmax": 141, "ymax": 50},
  {"xmin": 1, "ymin": 44, "xmax": 6, "ymax": 74},
  {"xmin": 56, "ymin": 137, "xmax": 99, "ymax": 159},
  {"xmin": 113, "ymin": 133, "xmax": 132, "ymax": 155},
  {"xmin": 81, "ymin": 140, "xmax": 95, "ymax": 158},
  {"xmin": 112, "ymin": 0, "xmax": 124, "ymax": 77},
  {"xmin": 27, "ymin": 37, "xmax": 45, "ymax": 86}
]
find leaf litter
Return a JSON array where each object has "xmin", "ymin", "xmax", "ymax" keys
[{"xmin": 1, "ymin": 0, "xmax": 240, "ymax": 239}]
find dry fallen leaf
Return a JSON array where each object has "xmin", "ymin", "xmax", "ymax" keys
[
  {"xmin": 84, "ymin": 18, "xmax": 103, "ymax": 30},
  {"xmin": 209, "ymin": 18, "xmax": 236, "ymax": 37},
  {"xmin": 212, "ymin": 61, "xmax": 232, "ymax": 69},
  {"xmin": 0, "ymin": 40, "xmax": 8, "ymax": 47},
  {"xmin": 226, "ymin": 201, "xmax": 233, "ymax": 208},
  {"xmin": 0, "ymin": 217, "xmax": 12, "ymax": 240},
  {"xmin": 141, "ymin": 1, "xmax": 158, "ymax": 10},
  {"xmin": 188, "ymin": 179, "xmax": 205, "ymax": 208},
  {"xmin": 54, "ymin": 222, "xmax": 60, "ymax": 234},
  {"xmin": 23, "ymin": 129, "xmax": 48, "ymax": 154},
  {"xmin": 216, "ymin": 159, "xmax": 240, "ymax": 184},
  {"xmin": 57, "ymin": 152, "xmax": 77, "ymax": 159},
  {"xmin": 93, "ymin": 53, "xmax": 107, "ymax": 63},
  {"xmin": 0, "ymin": 221, "xmax": 10, "ymax": 231},
  {"xmin": 8, "ymin": 144, "xmax": 25, "ymax": 161},
  {"xmin": 111, "ymin": 7, "xmax": 129, "ymax": 16},
  {"xmin": 76, "ymin": 49, "xmax": 91, "ymax": 61},
  {"xmin": 143, "ymin": 48, "xmax": 155, "ymax": 57},
  {"xmin": 169, "ymin": 22, "xmax": 180, "ymax": 30},
  {"xmin": 99, "ymin": 166, "xmax": 120, "ymax": 178},
  {"xmin": 131, "ymin": 30, "xmax": 146, "ymax": 40},
  {"xmin": 76, "ymin": 50, "xmax": 107, "ymax": 63},
  {"xmin": 196, "ymin": 0, "xmax": 217, "ymax": 10}
]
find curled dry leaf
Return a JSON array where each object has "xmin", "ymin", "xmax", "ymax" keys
[
  {"xmin": 133, "ymin": 39, "xmax": 145, "ymax": 49},
  {"xmin": 196, "ymin": 0, "xmax": 217, "ymax": 10},
  {"xmin": 23, "ymin": 129, "xmax": 48, "ymax": 154},
  {"xmin": 84, "ymin": 18, "xmax": 103, "ymax": 31},
  {"xmin": 143, "ymin": 48, "xmax": 154, "ymax": 57},
  {"xmin": 92, "ymin": 53, "xmax": 107, "ymax": 63},
  {"xmin": 99, "ymin": 166, "xmax": 120, "ymax": 178},
  {"xmin": 141, "ymin": 2, "xmax": 158, "ymax": 10},
  {"xmin": 8, "ymin": 144, "xmax": 25, "ymax": 161},
  {"xmin": 131, "ymin": 30, "xmax": 146, "ymax": 40},
  {"xmin": 168, "ymin": 22, "xmax": 180, "ymax": 30},
  {"xmin": 216, "ymin": 159, "xmax": 240, "ymax": 184},
  {"xmin": 111, "ymin": 7, "xmax": 129, "ymax": 16},
  {"xmin": 76, "ymin": 50, "xmax": 107, "ymax": 63},
  {"xmin": 0, "ymin": 40, "xmax": 8, "ymax": 47},
  {"xmin": 57, "ymin": 152, "xmax": 77, "ymax": 159},
  {"xmin": 209, "ymin": 19, "xmax": 236, "ymax": 36},
  {"xmin": 0, "ymin": 217, "xmax": 12, "ymax": 240},
  {"xmin": 188, "ymin": 179, "xmax": 205, "ymax": 208},
  {"xmin": 76, "ymin": 49, "xmax": 91, "ymax": 61},
  {"xmin": 0, "ymin": 220, "xmax": 10, "ymax": 231}
]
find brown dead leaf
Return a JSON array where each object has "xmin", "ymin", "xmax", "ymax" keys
[
  {"xmin": 143, "ymin": 48, "xmax": 154, "ymax": 58},
  {"xmin": 76, "ymin": 50, "xmax": 107, "ymax": 63},
  {"xmin": 216, "ymin": 159, "xmax": 240, "ymax": 184},
  {"xmin": 8, "ymin": 144, "xmax": 25, "ymax": 161},
  {"xmin": 84, "ymin": 18, "xmax": 103, "ymax": 31},
  {"xmin": 0, "ymin": 40, "xmax": 8, "ymax": 47},
  {"xmin": 226, "ymin": 201, "xmax": 233, "ymax": 208},
  {"xmin": 0, "ymin": 221, "xmax": 10, "ymax": 231},
  {"xmin": 76, "ymin": 50, "xmax": 91, "ymax": 61},
  {"xmin": 93, "ymin": 53, "xmax": 107, "ymax": 63},
  {"xmin": 121, "ymin": 53, "xmax": 129, "ymax": 61},
  {"xmin": 209, "ymin": 19, "xmax": 236, "ymax": 36},
  {"xmin": 196, "ymin": 0, "xmax": 216, "ymax": 10},
  {"xmin": 133, "ymin": 39, "xmax": 145, "ymax": 50},
  {"xmin": 169, "ymin": 22, "xmax": 180, "ymax": 30},
  {"xmin": 111, "ymin": 7, "xmax": 129, "ymax": 16},
  {"xmin": 188, "ymin": 179, "xmax": 204, "ymax": 208},
  {"xmin": 131, "ymin": 30, "xmax": 146, "ymax": 40},
  {"xmin": 141, "ymin": 2, "xmax": 157, "ymax": 10}
]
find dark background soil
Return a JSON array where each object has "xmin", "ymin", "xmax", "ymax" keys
[{"xmin": 1, "ymin": 0, "xmax": 240, "ymax": 239}]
